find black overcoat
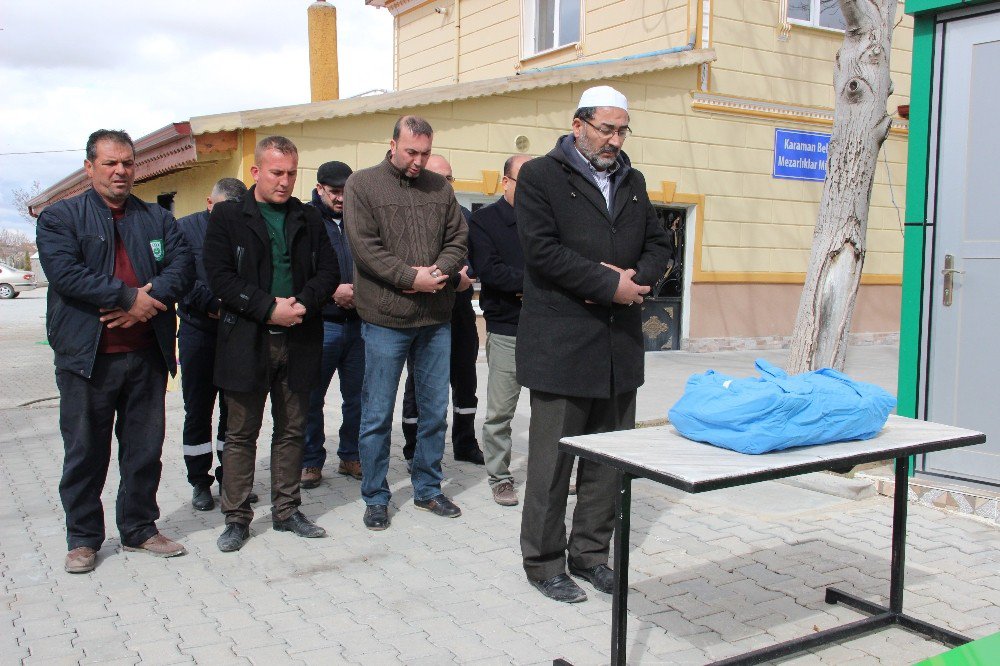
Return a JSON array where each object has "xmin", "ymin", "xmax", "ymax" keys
[
  {"xmin": 514, "ymin": 138, "xmax": 672, "ymax": 399},
  {"xmin": 203, "ymin": 187, "xmax": 340, "ymax": 393}
]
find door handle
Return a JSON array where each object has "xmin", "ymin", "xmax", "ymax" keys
[{"xmin": 941, "ymin": 254, "xmax": 965, "ymax": 306}]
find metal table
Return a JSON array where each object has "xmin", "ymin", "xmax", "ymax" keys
[{"xmin": 558, "ymin": 415, "xmax": 985, "ymax": 665}]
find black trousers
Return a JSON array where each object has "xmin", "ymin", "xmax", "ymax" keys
[
  {"xmin": 56, "ymin": 347, "xmax": 167, "ymax": 550},
  {"xmin": 402, "ymin": 290, "xmax": 479, "ymax": 457},
  {"xmin": 178, "ymin": 323, "xmax": 227, "ymax": 488},
  {"xmin": 520, "ymin": 388, "xmax": 637, "ymax": 582}
]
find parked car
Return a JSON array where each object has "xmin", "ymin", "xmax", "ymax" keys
[{"xmin": 0, "ymin": 263, "xmax": 36, "ymax": 299}]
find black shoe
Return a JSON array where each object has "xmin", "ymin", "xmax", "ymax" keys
[
  {"xmin": 273, "ymin": 510, "xmax": 326, "ymax": 538},
  {"xmin": 363, "ymin": 504, "xmax": 390, "ymax": 531},
  {"xmin": 248, "ymin": 490, "xmax": 259, "ymax": 503},
  {"xmin": 414, "ymin": 494, "xmax": 462, "ymax": 518},
  {"xmin": 192, "ymin": 485, "xmax": 214, "ymax": 511},
  {"xmin": 569, "ymin": 563, "xmax": 615, "ymax": 594},
  {"xmin": 217, "ymin": 523, "xmax": 250, "ymax": 552},
  {"xmin": 454, "ymin": 447, "xmax": 485, "ymax": 465},
  {"xmin": 529, "ymin": 573, "xmax": 588, "ymax": 603}
]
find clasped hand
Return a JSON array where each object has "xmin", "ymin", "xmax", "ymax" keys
[
  {"xmin": 404, "ymin": 265, "xmax": 449, "ymax": 294},
  {"xmin": 268, "ymin": 296, "xmax": 306, "ymax": 327},
  {"xmin": 603, "ymin": 262, "xmax": 650, "ymax": 306},
  {"xmin": 99, "ymin": 283, "xmax": 166, "ymax": 329}
]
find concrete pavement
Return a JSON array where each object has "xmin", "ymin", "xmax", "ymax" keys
[{"xmin": 2, "ymin": 288, "xmax": 998, "ymax": 665}]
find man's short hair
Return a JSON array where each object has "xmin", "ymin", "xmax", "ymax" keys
[
  {"xmin": 503, "ymin": 155, "xmax": 530, "ymax": 178},
  {"xmin": 573, "ymin": 107, "xmax": 597, "ymax": 123},
  {"xmin": 211, "ymin": 178, "xmax": 248, "ymax": 202},
  {"xmin": 254, "ymin": 135, "xmax": 298, "ymax": 163},
  {"xmin": 392, "ymin": 115, "xmax": 434, "ymax": 141},
  {"xmin": 86, "ymin": 130, "xmax": 135, "ymax": 162}
]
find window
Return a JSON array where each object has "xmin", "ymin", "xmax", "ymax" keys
[
  {"xmin": 523, "ymin": 0, "xmax": 581, "ymax": 57},
  {"xmin": 788, "ymin": 0, "xmax": 846, "ymax": 31}
]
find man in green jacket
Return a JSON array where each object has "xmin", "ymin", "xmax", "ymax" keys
[{"xmin": 344, "ymin": 116, "xmax": 468, "ymax": 531}]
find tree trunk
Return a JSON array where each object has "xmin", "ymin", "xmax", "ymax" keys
[{"xmin": 786, "ymin": 0, "xmax": 896, "ymax": 374}]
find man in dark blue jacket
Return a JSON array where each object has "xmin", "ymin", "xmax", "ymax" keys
[
  {"xmin": 37, "ymin": 129, "xmax": 194, "ymax": 574},
  {"xmin": 469, "ymin": 154, "xmax": 530, "ymax": 507},
  {"xmin": 176, "ymin": 178, "xmax": 256, "ymax": 511},
  {"xmin": 301, "ymin": 161, "xmax": 365, "ymax": 489}
]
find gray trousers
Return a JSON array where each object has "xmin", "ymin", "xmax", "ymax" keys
[
  {"xmin": 520, "ymin": 388, "xmax": 637, "ymax": 581},
  {"xmin": 221, "ymin": 334, "xmax": 308, "ymax": 525},
  {"xmin": 482, "ymin": 332, "xmax": 520, "ymax": 486}
]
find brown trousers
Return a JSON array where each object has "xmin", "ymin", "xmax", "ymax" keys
[
  {"xmin": 221, "ymin": 334, "xmax": 309, "ymax": 524},
  {"xmin": 520, "ymin": 388, "xmax": 637, "ymax": 581}
]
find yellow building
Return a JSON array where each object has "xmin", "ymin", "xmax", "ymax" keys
[{"xmin": 29, "ymin": 0, "xmax": 912, "ymax": 351}]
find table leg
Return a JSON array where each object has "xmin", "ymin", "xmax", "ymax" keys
[
  {"xmin": 889, "ymin": 455, "xmax": 909, "ymax": 613},
  {"xmin": 611, "ymin": 471, "xmax": 633, "ymax": 666}
]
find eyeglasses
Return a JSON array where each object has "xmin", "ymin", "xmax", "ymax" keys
[
  {"xmin": 581, "ymin": 118, "xmax": 632, "ymax": 139},
  {"xmin": 504, "ymin": 176, "xmax": 517, "ymax": 182}
]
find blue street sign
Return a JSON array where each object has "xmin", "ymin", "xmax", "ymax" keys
[{"xmin": 773, "ymin": 129, "xmax": 830, "ymax": 181}]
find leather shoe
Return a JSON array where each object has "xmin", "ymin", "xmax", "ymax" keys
[
  {"xmin": 192, "ymin": 484, "xmax": 214, "ymax": 511},
  {"xmin": 65, "ymin": 546, "xmax": 97, "ymax": 573},
  {"xmin": 414, "ymin": 494, "xmax": 461, "ymax": 518},
  {"xmin": 338, "ymin": 459, "xmax": 362, "ymax": 480},
  {"xmin": 248, "ymin": 490, "xmax": 259, "ymax": 503},
  {"xmin": 569, "ymin": 562, "xmax": 615, "ymax": 594},
  {"xmin": 217, "ymin": 523, "xmax": 250, "ymax": 552},
  {"xmin": 454, "ymin": 447, "xmax": 485, "ymax": 465},
  {"xmin": 529, "ymin": 573, "xmax": 587, "ymax": 603},
  {"xmin": 273, "ymin": 510, "xmax": 326, "ymax": 538},
  {"xmin": 123, "ymin": 533, "xmax": 187, "ymax": 558},
  {"xmin": 301, "ymin": 467, "xmax": 322, "ymax": 489},
  {"xmin": 363, "ymin": 504, "xmax": 390, "ymax": 531}
]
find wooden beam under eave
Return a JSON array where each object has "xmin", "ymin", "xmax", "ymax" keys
[{"xmin": 195, "ymin": 131, "xmax": 239, "ymax": 155}]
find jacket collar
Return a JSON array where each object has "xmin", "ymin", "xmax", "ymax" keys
[
  {"xmin": 85, "ymin": 187, "xmax": 143, "ymax": 216},
  {"xmin": 547, "ymin": 135, "xmax": 633, "ymax": 222},
  {"xmin": 241, "ymin": 185, "xmax": 306, "ymax": 246}
]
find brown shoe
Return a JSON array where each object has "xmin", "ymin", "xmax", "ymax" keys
[
  {"xmin": 65, "ymin": 546, "xmax": 97, "ymax": 573},
  {"xmin": 491, "ymin": 481, "xmax": 519, "ymax": 506},
  {"xmin": 337, "ymin": 460, "xmax": 362, "ymax": 480},
  {"xmin": 301, "ymin": 466, "xmax": 323, "ymax": 489},
  {"xmin": 123, "ymin": 533, "xmax": 187, "ymax": 558}
]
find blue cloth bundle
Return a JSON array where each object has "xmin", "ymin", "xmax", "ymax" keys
[{"xmin": 668, "ymin": 359, "xmax": 896, "ymax": 454}]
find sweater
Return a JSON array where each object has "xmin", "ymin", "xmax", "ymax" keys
[{"xmin": 343, "ymin": 156, "xmax": 468, "ymax": 329}]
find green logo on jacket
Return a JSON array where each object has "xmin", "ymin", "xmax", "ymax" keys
[{"xmin": 150, "ymin": 239, "xmax": 164, "ymax": 261}]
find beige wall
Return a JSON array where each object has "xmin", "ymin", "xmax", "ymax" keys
[
  {"xmin": 711, "ymin": 0, "xmax": 912, "ymax": 113},
  {"xmin": 394, "ymin": 0, "xmax": 691, "ymax": 91},
  {"xmin": 689, "ymin": 283, "xmax": 901, "ymax": 339}
]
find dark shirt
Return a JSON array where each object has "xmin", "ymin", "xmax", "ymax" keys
[{"xmin": 98, "ymin": 208, "xmax": 155, "ymax": 353}]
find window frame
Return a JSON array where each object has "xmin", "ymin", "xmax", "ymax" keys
[
  {"xmin": 787, "ymin": 0, "xmax": 846, "ymax": 33},
  {"xmin": 521, "ymin": 0, "xmax": 583, "ymax": 60}
]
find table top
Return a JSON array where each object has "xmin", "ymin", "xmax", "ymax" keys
[{"xmin": 559, "ymin": 415, "xmax": 985, "ymax": 492}]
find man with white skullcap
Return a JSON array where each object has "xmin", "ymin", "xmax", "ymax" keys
[{"xmin": 515, "ymin": 85, "xmax": 672, "ymax": 602}]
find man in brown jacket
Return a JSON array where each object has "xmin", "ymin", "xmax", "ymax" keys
[{"xmin": 344, "ymin": 116, "xmax": 468, "ymax": 531}]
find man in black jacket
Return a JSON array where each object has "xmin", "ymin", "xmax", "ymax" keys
[
  {"xmin": 469, "ymin": 154, "xmax": 530, "ymax": 507},
  {"xmin": 515, "ymin": 87, "xmax": 672, "ymax": 602},
  {"xmin": 176, "ymin": 177, "xmax": 255, "ymax": 512},
  {"xmin": 301, "ymin": 160, "xmax": 365, "ymax": 489},
  {"xmin": 204, "ymin": 136, "xmax": 340, "ymax": 552},
  {"xmin": 37, "ymin": 129, "xmax": 194, "ymax": 573}
]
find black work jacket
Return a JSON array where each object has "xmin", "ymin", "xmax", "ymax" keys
[
  {"xmin": 469, "ymin": 196, "xmax": 523, "ymax": 335},
  {"xmin": 203, "ymin": 188, "xmax": 340, "ymax": 393},
  {"xmin": 36, "ymin": 189, "xmax": 193, "ymax": 378},
  {"xmin": 177, "ymin": 210, "xmax": 221, "ymax": 332},
  {"xmin": 514, "ymin": 136, "xmax": 673, "ymax": 398}
]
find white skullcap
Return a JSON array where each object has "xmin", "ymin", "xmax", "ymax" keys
[{"xmin": 577, "ymin": 85, "xmax": 628, "ymax": 112}]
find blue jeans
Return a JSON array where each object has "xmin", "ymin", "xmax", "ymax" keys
[
  {"xmin": 303, "ymin": 319, "xmax": 365, "ymax": 468},
  {"xmin": 359, "ymin": 321, "xmax": 450, "ymax": 505}
]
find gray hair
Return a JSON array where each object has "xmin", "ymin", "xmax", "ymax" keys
[
  {"xmin": 210, "ymin": 177, "xmax": 248, "ymax": 203},
  {"xmin": 392, "ymin": 115, "xmax": 434, "ymax": 141},
  {"xmin": 254, "ymin": 135, "xmax": 298, "ymax": 163},
  {"xmin": 86, "ymin": 129, "xmax": 135, "ymax": 162}
]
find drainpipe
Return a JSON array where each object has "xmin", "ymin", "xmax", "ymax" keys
[{"xmin": 453, "ymin": 0, "xmax": 462, "ymax": 83}]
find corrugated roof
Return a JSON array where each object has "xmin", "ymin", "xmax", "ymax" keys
[{"xmin": 190, "ymin": 47, "xmax": 716, "ymax": 134}]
